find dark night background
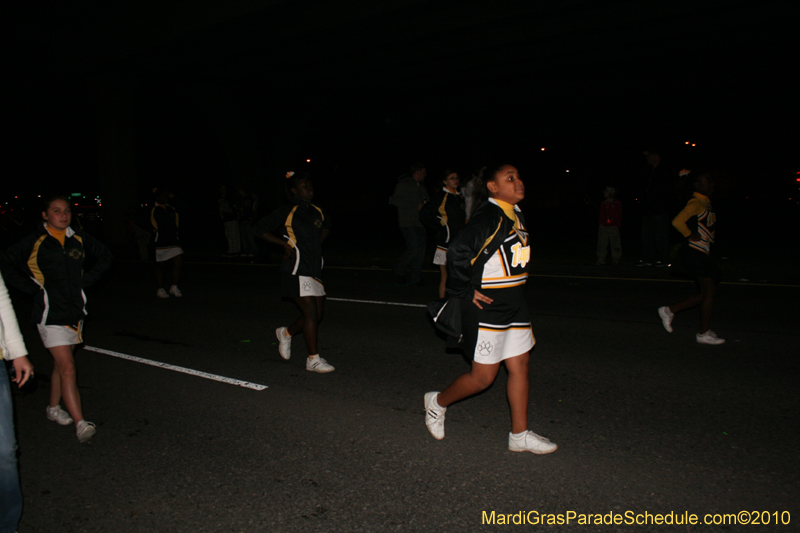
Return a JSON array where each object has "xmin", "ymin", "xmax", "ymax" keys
[
  {"xmin": 3, "ymin": 4, "xmax": 800, "ymax": 530},
  {"xmin": 4, "ymin": 0, "xmax": 799, "ymax": 265}
]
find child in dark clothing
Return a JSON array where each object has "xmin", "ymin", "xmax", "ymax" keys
[{"xmin": 596, "ymin": 186, "xmax": 622, "ymax": 265}]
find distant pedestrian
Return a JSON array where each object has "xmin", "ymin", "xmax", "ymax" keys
[
  {"xmin": 236, "ymin": 186, "xmax": 258, "ymax": 258},
  {"xmin": 420, "ymin": 169, "xmax": 466, "ymax": 298},
  {"xmin": 1, "ymin": 270, "xmax": 33, "ymax": 533},
  {"xmin": 596, "ymin": 186, "xmax": 622, "ymax": 265},
  {"xmin": 151, "ymin": 189, "xmax": 184, "ymax": 298},
  {"xmin": 425, "ymin": 164, "xmax": 557, "ymax": 454},
  {"xmin": 637, "ymin": 149, "xmax": 674, "ymax": 267},
  {"xmin": 0, "ymin": 195, "xmax": 112, "ymax": 443},
  {"xmin": 256, "ymin": 172, "xmax": 335, "ymax": 373},
  {"xmin": 218, "ymin": 185, "xmax": 240, "ymax": 257},
  {"xmin": 461, "ymin": 165, "xmax": 483, "ymax": 220},
  {"xmin": 390, "ymin": 163, "xmax": 429, "ymax": 285},
  {"xmin": 658, "ymin": 171, "xmax": 724, "ymax": 345}
]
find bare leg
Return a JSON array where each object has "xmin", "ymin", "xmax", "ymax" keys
[
  {"xmin": 504, "ymin": 352, "xmax": 530, "ymax": 434},
  {"xmin": 668, "ymin": 277, "xmax": 716, "ymax": 334},
  {"xmin": 172, "ymin": 254, "xmax": 183, "ymax": 286},
  {"xmin": 438, "ymin": 265, "xmax": 447, "ymax": 299},
  {"xmin": 697, "ymin": 277, "xmax": 716, "ymax": 334},
  {"xmin": 155, "ymin": 261, "xmax": 165, "ymax": 289},
  {"xmin": 668, "ymin": 278, "xmax": 703, "ymax": 314},
  {"xmin": 49, "ymin": 345, "xmax": 84, "ymax": 423},
  {"xmin": 437, "ymin": 361, "xmax": 500, "ymax": 408},
  {"xmin": 288, "ymin": 296, "xmax": 325, "ymax": 355}
]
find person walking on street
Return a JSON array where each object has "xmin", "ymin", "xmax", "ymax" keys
[
  {"xmin": 658, "ymin": 171, "xmax": 724, "ymax": 345},
  {"xmin": 1, "ymin": 196, "xmax": 112, "ymax": 443},
  {"xmin": 425, "ymin": 164, "xmax": 557, "ymax": 455},
  {"xmin": 391, "ymin": 163, "xmax": 429, "ymax": 285},
  {"xmin": 257, "ymin": 173, "xmax": 335, "ymax": 373}
]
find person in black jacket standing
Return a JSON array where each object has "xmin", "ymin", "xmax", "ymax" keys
[
  {"xmin": 424, "ymin": 164, "xmax": 557, "ymax": 455},
  {"xmin": 638, "ymin": 149, "xmax": 674, "ymax": 267},
  {"xmin": 420, "ymin": 169, "xmax": 466, "ymax": 299},
  {"xmin": 0, "ymin": 196, "xmax": 112, "ymax": 443},
  {"xmin": 151, "ymin": 189, "xmax": 184, "ymax": 298}
]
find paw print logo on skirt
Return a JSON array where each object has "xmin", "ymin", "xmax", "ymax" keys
[
  {"xmin": 477, "ymin": 340, "xmax": 494, "ymax": 356},
  {"xmin": 302, "ymin": 280, "xmax": 312, "ymax": 291}
]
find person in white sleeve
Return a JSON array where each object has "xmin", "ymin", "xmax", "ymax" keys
[{"xmin": 1, "ymin": 270, "xmax": 33, "ymax": 533}]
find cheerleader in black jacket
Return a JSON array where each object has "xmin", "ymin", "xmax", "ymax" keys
[
  {"xmin": 256, "ymin": 173, "xmax": 334, "ymax": 373},
  {"xmin": 420, "ymin": 169, "xmax": 467, "ymax": 299},
  {"xmin": 0, "ymin": 196, "xmax": 112, "ymax": 443},
  {"xmin": 425, "ymin": 164, "xmax": 557, "ymax": 454}
]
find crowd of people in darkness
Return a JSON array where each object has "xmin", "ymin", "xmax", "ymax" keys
[
  {"xmin": 217, "ymin": 185, "xmax": 265, "ymax": 259},
  {"xmin": 0, "ymin": 149, "xmax": 728, "ymax": 532}
]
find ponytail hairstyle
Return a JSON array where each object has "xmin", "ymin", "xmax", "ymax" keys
[
  {"xmin": 679, "ymin": 168, "xmax": 711, "ymax": 199},
  {"xmin": 285, "ymin": 171, "xmax": 311, "ymax": 201},
  {"xmin": 470, "ymin": 163, "xmax": 507, "ymax": 208}
]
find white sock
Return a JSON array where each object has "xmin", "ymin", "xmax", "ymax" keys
[
  {"xmin": 511, "ymin": 431, "xmax": 528, "ymax": 439},
  {"xmin": 308, "ymin": 354, "xmax": 319, "ymax": 360},
  {"xmin": 283, "ymin": 329, "xmax": 291, "ymax": 338},
  {"xmin": 433, "ymin": 394, "xmax": 445, "ymax": 410}
]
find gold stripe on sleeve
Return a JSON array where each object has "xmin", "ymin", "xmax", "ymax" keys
[
  {"xmin": 470, "ymin": 220, "xmax": 502, "ymax": 266},
  {"xmin": 285, "ymin": 206, "xmax": 299, "ymax": 248},
  {"xmin": 27, "ymin": 236, "xmax": 47, "ymax": 286}
]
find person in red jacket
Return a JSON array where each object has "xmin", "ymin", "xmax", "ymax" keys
[{"xmin": 596, "ymin": 186, "xmax": 622, "ymax": 265}]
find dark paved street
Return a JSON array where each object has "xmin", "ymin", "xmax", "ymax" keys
[{"xmin": 9, "ymin": 260, "xmax": 799, "ymax": 532}]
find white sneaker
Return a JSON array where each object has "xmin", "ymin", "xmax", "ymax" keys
[
  {"xmin": 697, "ymin": 330, "xmax": 725, "ymax": 345},
  {"xmin": 658, "ymin": 306, "xmax": 674, "ymax": 333},
  {"xmin": 46, "ymin": 405, "xmax": 74, "ymax": 426},
  {"xmin": 424, "ymin": 392, "xmax": 446, "ymax": 440},
  {"xmin": 76, "ymin": 420, "xmax": 97, "ymax": 443},
  {"xmin": 306, "ymin": 356, "xmax": 334, "ymax": 373},
  {"xmin": 508, "ymin": 430, "xmax": 558, "ymax": 454},
  {"xmin": 275, "ymin": 327, "xmax": 291, "ymax": 360},
  {"xmin": 156, "ymin": 288, "xmax": 169, "ymax": 298},
  {"xmin": 169, "ymin": 285, "xmax": 183, "ymax": 297}
]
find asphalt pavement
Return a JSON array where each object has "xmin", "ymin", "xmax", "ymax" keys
[{"xmin": 8, "ymin": 260, "xmax": 799, "ymax": 532}]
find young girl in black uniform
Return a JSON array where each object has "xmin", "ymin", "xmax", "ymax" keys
[
  {"xmin": 425, "ymin": 164, "xmax": 557, "ymax": 454},
  {"xmin": 658, "ymin": 171, "xmax": 724, "ymax": 344},
  {"xmin": 420, "ymin": 169, "xmax": 467, "ymax": 299},
  {"xmin": 151, "ymin": 189, "xmax": 184, "ymax": 298},
  {"xmin": 0, "ymin": 196, "xmax": 112, "ymax": 442},
  {"xmin": 256, "ymin": 173, "xmax": 334, "ymax": 373}
]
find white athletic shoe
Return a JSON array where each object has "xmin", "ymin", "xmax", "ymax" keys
[
  {"xmin": 658, "ymin": 306, "xmax": 674, "ymax": 333},
  {"xmin": 696, "ymin": 330, "xmax": 725, "ymax": 345},
  {"xmin": 306, "ymin": 356, "xmax": 334, "ymax": 373},
  {"xmin": 276, "ymin": 327, "xmax": 291, "ymax": 360},
  {"xmin": 169, "ymin": 285, "xmax": 183, "ymax": 297},
  {"xmin": 156, "ymin": 288, "xmax": 169, "ymax": 299},
  {"xmin": 46, "ymin": 405, "xmax": 73, "ymax": 426},
  {"xmin": 508, "ymin": 430, "xmax": 558, "ymax": 454},
  {"xmin": 76, "ymin": 420, "xmax": 97, "ymax": 443},
  {"xmin": 424, "ymin": 392, "xmax": 446, "ymax": 440}
]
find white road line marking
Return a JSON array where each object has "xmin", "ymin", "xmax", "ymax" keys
[
  {"xmin": 327, "ymin": 297, "xmax": 427, "ymax": 308},
  {"xmin": 117, "ymin": 259, "xmax": 800, "ymax": 287},
  {"xmin": 83, "ymin": 346, "xmax": 268, "ymax": 390}
]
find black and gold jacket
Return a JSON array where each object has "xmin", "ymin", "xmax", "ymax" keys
[
  {"xmin": 0, "ymin": 223, "xmax": 112, "ymax": 325},
  {"xmin": 255, "ymin": 199, "xmax": 331, "ymax": 279}
]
